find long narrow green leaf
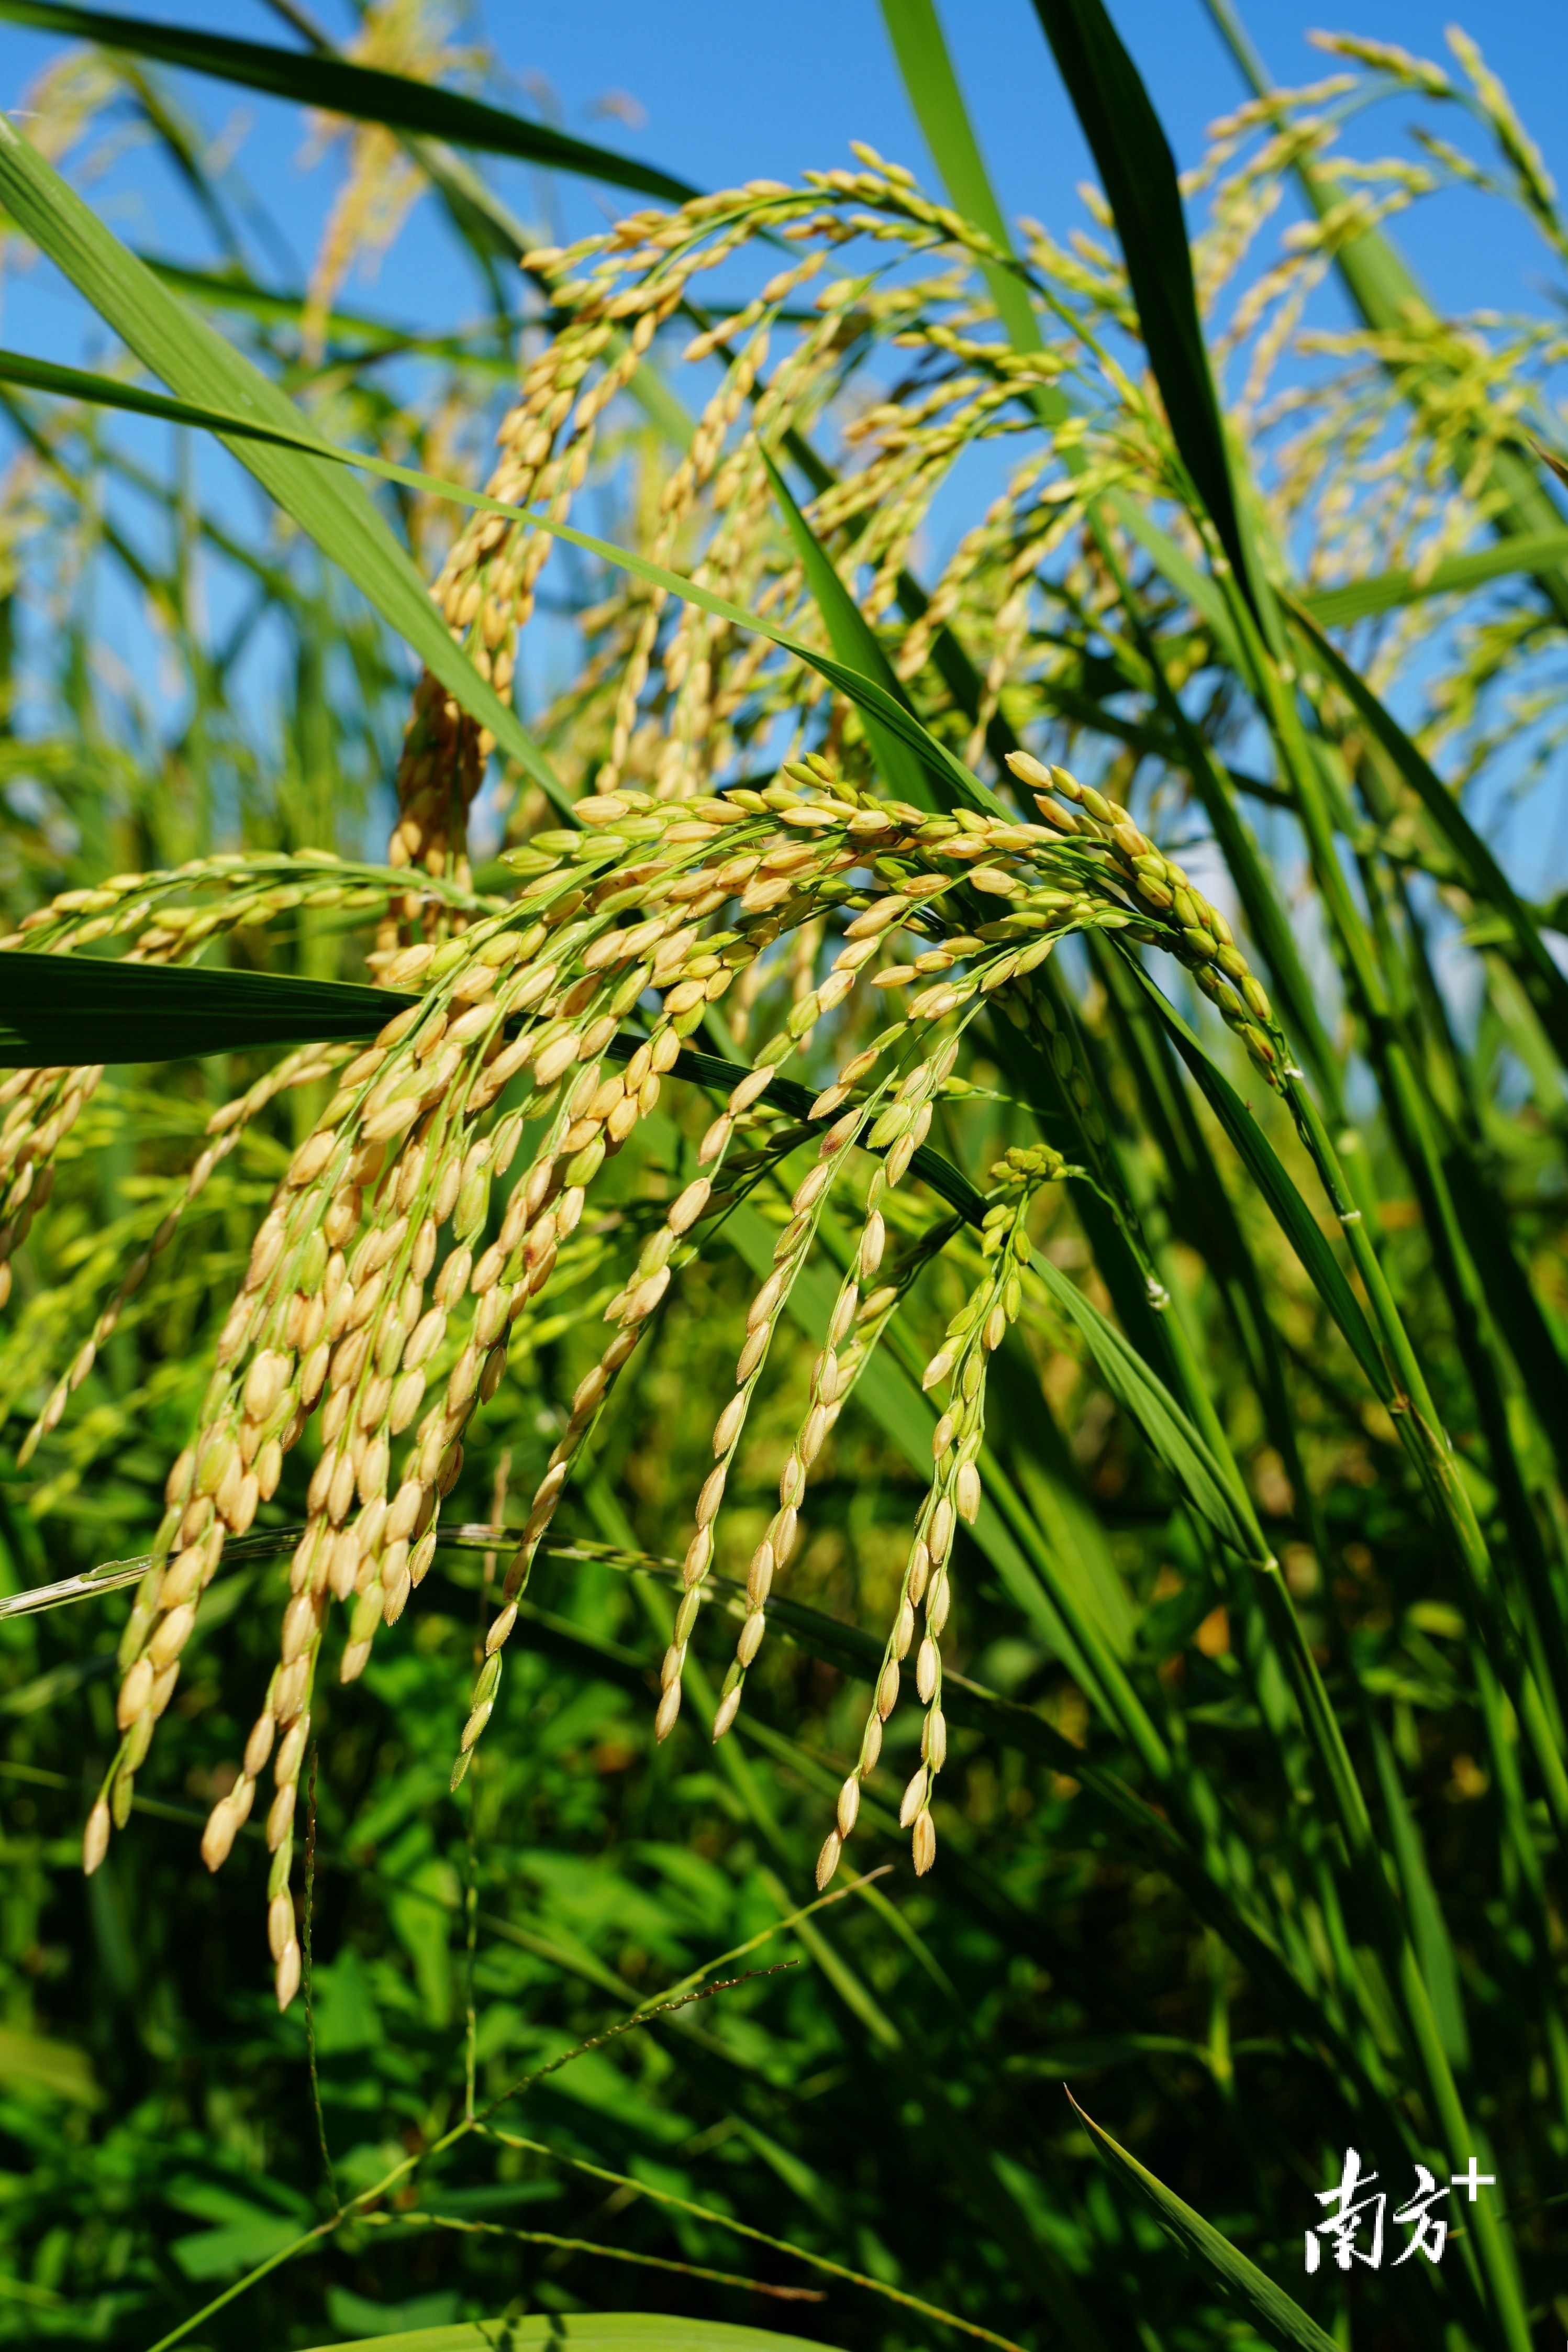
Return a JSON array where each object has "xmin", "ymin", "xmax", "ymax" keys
[
  {"xmin": 1441, "ymin": 1136, "xmax": 1568, "ymax": 1482},
  {"xmin": 1028, "ymin": 0, "xmax": 1256, "ymax": 606},
  {"xmin": 1295, "ymin": 529, "xmax": 1568, "ymax": 626},
  {"xmin": 348, "ymin": 2326, "xmax": 831, "ymax": 2352},
  {"xmin": 0, "ymin": 956, "xmax": 989, "ymax": 1227},
  {"xmin": 0, "ymin": 953, "xmax": 397, "ymax": 1064},
  {"xmin": 0, "ymin": 345, "xmax": 370, "ymax": 445},
  {"xmin": 1069, "ymin": 2095, "xmax": 1339, "ymax": 2352},
  {"xmin": 761, "ymin": 449, "xmax": 937, "ymax": 809},
  {"xmin": 304, "ymin": 2322, "xmax": 835, "ymax": 2352},
  {"xmin": 1028, "ymin": 1250, "xmax": 1257, "ymax": 1557},
  {"xmin": 877, "ymin": 0, "xmax": 1054, "ymax": 371},
  {"xmin": 0, "ymin": 124, "xmax": 572, "ymax": 814},
  {"xmin": 1288, "ymin": 597, "xmax": 1568, "ymax": 1062},
  {"xmin": 1369, "ymin": 1721, "xmax": 1470, "ymax": 2070},
  {"xmin": 137, "ymin": 254, "xmax": 522, "ymax": 369},
  {"xmin": 0, "ymin": 2, "xmax": 702, "ymax": 207},
  {"xmin": 1118, "ymin": 956, "xmax": 1392, "ymax": 1402}
]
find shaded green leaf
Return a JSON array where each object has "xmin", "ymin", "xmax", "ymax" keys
[
  {"xmin": 1118, "ymin": 955, "xmax": 1392, "ymax": 1402},
  {"xmin": 1029, "ymin": 1249, "xmax": 1258, "ymax": 1557},
  {"xmin": 1369, "ymin": 1720, "xmax": 1470, "ymax": 2070},
  {"xmin": 0, "ymin": 957, "xmax": 989, "ymax": 1231},
  {"xmin": 0, "ymin": 952, "xmax": 398, "ymax": 1066},
  {"xmin": 1288, "ymin": 596, "xmax": 1568, "ymax": 1063},
  {"xmin": 1070, "ymin": 2094, "xmax": 1340, "ymax": 2352}
]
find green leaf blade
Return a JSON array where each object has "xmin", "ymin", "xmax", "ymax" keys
[
  {"xmin": 1029, "ymin": 1248, "xmax": 1259, "ymax": 1558},
  {"xmin": 1120, "ymin": 955, "xmax": 1393, "ymax": 1402},
  {"xmin": 0, "ymin": 953, "xmax": 403, "ymax": 1066},
  {"xmin": 762, "ymin": 450, "xmax": 938, "ymax": 810},
  {"xmin": 1028, "ymin": 0, "xmax": 1255, "ymax": 603},
  {"xmin": 303, "ymin": 2321, "xmax": 840, "ymax": 2352},
  {"xmin": 0, "ymin": 2, "xmax": 700, "ymax": 206},
  {"xmin": 0, "ymin": 121, "xmax": 572, "ymax": 814},
  {"xmin": 1071, "ymin": 2095, "xmax": 1340, "ymax": 2352}
]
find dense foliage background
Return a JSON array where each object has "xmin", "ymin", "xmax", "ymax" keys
[{"xmin": 2, "ymin": 5, "xmax": 1567, "ymax": 2351}]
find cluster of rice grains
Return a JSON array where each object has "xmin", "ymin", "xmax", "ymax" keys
[
  {"xmin": 47, "ymin": 744, "xmax": 1291, "ymax": 2006},
  {"xmin": 50, "ymin": 147, "xmax": 1292, "ymax": 2005},
  {"xmin": 0, "ymin": 852, "xmax": 471, "ymax": 1447},
  {"xmin": 817, "ymin": 1145, "xmax": 1051, "ymax": 1890},
  {"xmin": 370, "ymin": 149, "xmax": 1091, "ymax": 848}
]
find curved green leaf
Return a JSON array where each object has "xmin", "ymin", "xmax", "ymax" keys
[
  {"xmin": 876, "ymin": 0, "xmax": 1054, "ymax": 371},
  {"xmin": 305, "ymin": 2322, "xmax": 836, "ymax": 2352},
  {"xmin": 0, "ymin": 2, "xmax": 701, "ymax": 207},
  {"xmin": 761, "ymin": 450, "xmax": 937, "ymax": 809},
  {"xmin": 0, "ymin": 955, "xmax": 989, "ymax": 1225},
  {"xmin": 1028, "ymin": 0, "xmax": 1258, "ymax": 610},
  {"xmin": 1118, "ymin": 955, "xmax": 1392, "ymax": 1402},
  {"xmin": 1295, "ymin": 528, "xmax": 1568, "ymax": 627},
  {"xmin": 1069, "ymin": 2094, "xmax": 1339, "ymax": 2352},
  {"xmin": 1029, "ymin": 1250, "xmax": 1258, "ymax": 1557},
  {"xmin": 0, "ymin": 122, "xmax": 572, "ymax": 814}
]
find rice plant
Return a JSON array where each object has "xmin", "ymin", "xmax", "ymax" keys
[{"xmin": 1, "ymin": 3, "xmax": 1566, "ymax": 2348}]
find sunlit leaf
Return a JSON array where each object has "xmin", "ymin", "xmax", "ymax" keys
[{"xmin": 0, "ymin": 1, "xmax": 700, "ymax": 205}]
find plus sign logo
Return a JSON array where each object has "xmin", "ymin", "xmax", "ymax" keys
[{"xmin": 1307, "ymin": 2151, "xmax": 1496, "ymax": 2271}]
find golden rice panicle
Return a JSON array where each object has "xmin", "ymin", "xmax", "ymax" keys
[
  {"xmin": 1004, "ymin": 749, "xmax": 1285, "ymax": 1083},
  {"xmin": 0, "ymin": 1063, "xmax": 102, "ymax": 1315},
  {"xmin": 193, "ymin": 938, "xmax": 549, "ymax": 1979},
  {"xmin": 819, "ymin": 1164, "xmax": 1047, "ymax": 1892},
  {"xmin": 106, "ymin": 1074, "xmax": 387, "ymax": 1874},
  {"xmin": 712, "ymin": 1249, "xmax": 860, "ymax": 1745},
  {"xmin": 98, "ymin": 1084, "xmax": 376, "ymax": 1869},
  {"xmin": 447, "ymin": 795, "xmax": 800, "ymax": 1772},
  {"xmin": 677, "ymin": 1041, "xmax": 872, "ymax": 1747},
  {"xmin": 20, "ymin": 1043, "xmax": 349, "ymax": 1471},
  {"xmin": 81, "ymin": 731, "xmax": 1173, "ymax": 1950},
  {"xmin": 449, "ymin": 1047, "xmax": 694, "ymax": 1772},
  {"xmin": 382, "ymin": 276, "xmax": 690, "ymax": 945},
  {"xmin": 709, "ymin": 1019, "xmax": 954, "ymax": 1743},
  {"xmin": 455, "ymin": 1014, "xmax": 765, "ymax": 1764}
]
